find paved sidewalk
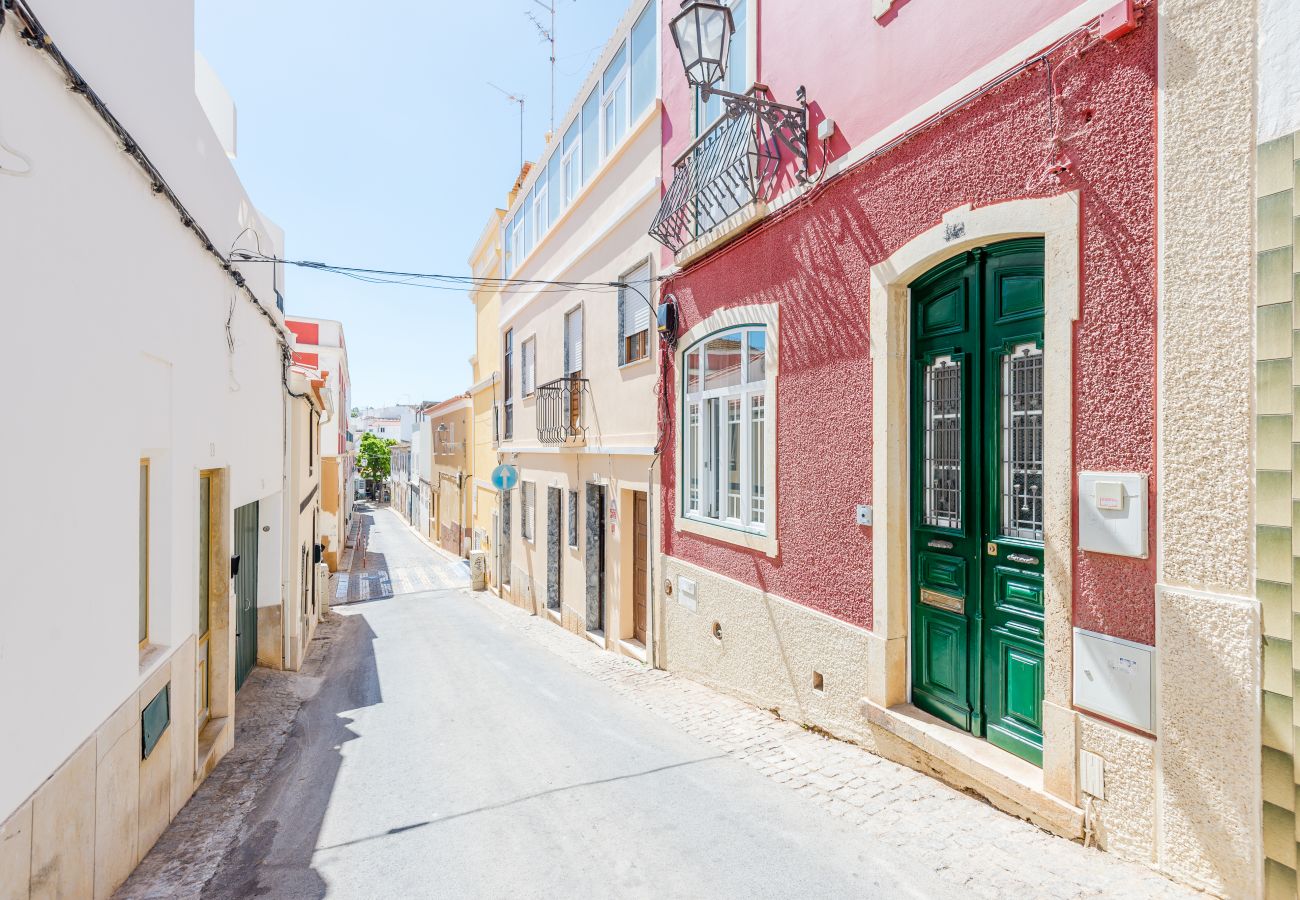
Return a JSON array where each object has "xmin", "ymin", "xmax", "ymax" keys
[
  {"xmin": 466, "ymin": 589, "xmax": 1197, "ymax": 900},
  {"xmin": 115, "ymin": 617, "xmax": 343, "ymax": 899}
]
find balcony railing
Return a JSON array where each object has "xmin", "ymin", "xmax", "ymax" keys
[
  {"xmin": 650, "ymin": 84, "xmax": 808, "ymax": 254},
  {"xmin": 536, "ymin": 376, "xmax": 589, "ymax": 444}
]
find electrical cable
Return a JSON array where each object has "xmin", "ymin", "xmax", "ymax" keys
[{"xmin": 6, "ymin": 0, "xmax": 309, "ymax": 399}]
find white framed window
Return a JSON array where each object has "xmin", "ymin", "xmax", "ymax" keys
[
  {"xmin": 521, "ymin": 482, "xmax": 536, "ymax": 542},
  {"xmin": 521, "ymin": 336, "xmax": 536, "ymax": 396},
  {"xmin": 581, "ymin": 86, "xmax": 600, "ymax": 183},
  {"xmin": 564, "ymin": 306, "xmax": 583, "ymax": 375},
  {"xmin": 510, "ymin": 215, "xmax": 525, "ymax": 271},
  {"xmin": 502, "ymin": 329, "xmax": 515, "ymax": 439},
  {"xmin": 630, "ymin": 0, "xmax": 657, "ymax": 118},
  {"xmin": 601, "ymin": 40, "xmax": 628, "ymax": 159},
  {"xmin": 618, "ymin": 260, "xmax": 652, "ymax": 365},
  {"xmin": 699, "ymin": 0, "xmax": 748, "ymax": 132},
  {"xmin": 682, "ymin": 326, "xmax": 768, "ymax": 533},
  {"xmin": 533, "ymin": 180, "xmax": 550, "ymax": 237},
  {"xmin": 562, "ymin": 118, "xmax": 581, "ymax": 206}
]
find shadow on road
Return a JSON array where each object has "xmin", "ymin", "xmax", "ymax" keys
[
  {"xmin": 315, "ymin": 753, "xmax": 729, "ymax": 852},
  {"xmin": 200, "ymin": 612, "xmax": 384, "ymax": 900}
]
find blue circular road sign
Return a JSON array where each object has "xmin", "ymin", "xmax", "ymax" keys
[{"xmin": 491, "ymin": 464, "xmax": 519, "ymax": 491}]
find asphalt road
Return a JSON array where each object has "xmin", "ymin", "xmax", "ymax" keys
[{"xmin": 201, "ymin": 506, "xmax": 961, "ymax": 900}]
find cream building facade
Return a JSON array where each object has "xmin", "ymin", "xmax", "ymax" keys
[
  {"xmin": 429, "ymin": 395, "xmax": 472, "ymax": 557},
  {"xmin": 496, "ymin": 0, "xmax": 663, "ymax": 661},
  {"xmin": 285, "ymin": 317, "xmax": 353, "ymax": 572},
  {"xmin": 468, "ymin": 209, "xmax": 506, "ymax": 588}
]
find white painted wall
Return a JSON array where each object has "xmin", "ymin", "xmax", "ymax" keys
[
  {"xmin": 1259, "ymin": 0, "xmax": 1300, "ymax": 142},
  {"xmin": 0, "ymin": 0, "xmax": 293, "ymax": 820}
]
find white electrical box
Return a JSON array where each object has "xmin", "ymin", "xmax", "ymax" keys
[
  {"xmin": 678, "ymin": 576, "xmax": 697, "ymax": 611},
  {"xmin": 1078, "ymin": 471, "xmax": 1148, "ymax": 558},
  {"xmin": 856, "ymin": 505, "xmax": 873, "ymax": 526},
  {"xmin": 818, "ymin": 117, "xmax": 837, "ymax": 141},
  {"xmin": 1073, "ymin": 628, "xmax": 1155, "ymax": 732}
]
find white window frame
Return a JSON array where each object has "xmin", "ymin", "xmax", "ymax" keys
[
  {"xmin": 682, "ymin": 325, "xmax": 769, "ymax": 536},
  {"xmin": 562, "ymin": 119, "xmax": 581, "ymax": 207},
  {"xmin": 521, "ymin": 336, "xmax": 537, "ymax": 397},
  {"xmin": 601, "ymin": 40, "xmax": 629, "ymax": 159},
  {"xmin": 521, "ymin": 481, "xmax": 536, "ymax": 543},
  {"xmin": 533, "ymin": 180, "xmax": 550, "ymax": 238},
  {"xmin": 676, "ymin": 305, "xmax": 774, "ymax": 556},
  {"xmin": 565, "ymin": 305, "xmax": 584, "ymax": 376}
]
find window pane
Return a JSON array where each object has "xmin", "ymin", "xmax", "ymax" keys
[
  {"xmin": 746, "ymin": 329, "xmax": 765, "ymax": 383},
  {"xmin": 923, "ymin": 356, "xmax": 962, "ymax": 529},
  {"xmin": 750, "ymin": 395, "xmax": 765, "ymax": 525},
  {"xmin": 603, "ymin": 40, "xmax": 628, "ymax": 93},
  {"xmin": 1001, "ymin": 344, "xmax": 1044, "ymax": 541},
  {"xmin": 521, "ymin": 191, "xmax": 533, "ymax": 258},
  {"xmin": 139, "ymin": 462, "xmax": 148, "ymax": 644},
  {"xmin": 705, "ymin": 398, "xmax": 720, "ymax": 517},
  {"xmin": 686, "ymin": 349, "xmax": 701, "ymax": 394},
  {"xmin": 198, "ymin": 475, "xmax": 210, "ymax": 637},
  {"xmin": 503, "ymin": 217, "xmax": 513, "ymax": 274},
  {"xmin": 562, "ymin": 118, "xmax": 579, "ymax": 152},
  {"xmin": 727, "ymin": 399, "xmax": 741, "ymax": 519},
  {"xmin": 702, "ymin": 0, "xmax": 746, "ymax": 128},
  {"xmin": 687, "ymin": 402, "xmax": 700, "ymax": 513},
  {"xmin": 704, "ymin": 333, "xmax": 743, "ymax": 389},
  {"xmin": 547, "ymin": 156, "xmax": 560, "ymax": 223},
  {"xmin": 631, "ymin": 1, "xmax": 656, "ymax": 117},
  {"xmin": 581, "ymin": 87, "xmax": 599, "ymax": 182}
]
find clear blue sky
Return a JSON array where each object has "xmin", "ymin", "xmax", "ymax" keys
[{"xmin": 196, "ymin": 0, "xmax": 633, "ymax": 408}]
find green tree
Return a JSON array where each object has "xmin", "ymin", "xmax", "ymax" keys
[{"xmin": 357, "ymin": 432, "xmax": 396, "ymax": 484}]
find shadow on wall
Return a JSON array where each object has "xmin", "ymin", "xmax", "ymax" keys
[{"xmin": 198, "ymin": 613, "xmax": 384, "ymax": 900}]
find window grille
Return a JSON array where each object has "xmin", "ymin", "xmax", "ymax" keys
[
  {"xmin": 1001, "ymin": 344, "xmax": 1044, "ymax": 541},
  {"xmin": 923, "ymin": 356, "xmax": 962, "ymax": 530}
]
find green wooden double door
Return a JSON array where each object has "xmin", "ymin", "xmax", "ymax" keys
[{"xmin": 909, "ymin": 239, "xmax": 1046, "ymax": 766}]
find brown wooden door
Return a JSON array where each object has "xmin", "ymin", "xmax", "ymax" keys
[{"xmin": 633, "ymin": 491, "xmax": 648, "ymax": 644}]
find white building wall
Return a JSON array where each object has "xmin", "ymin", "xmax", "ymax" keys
[{"xmin": 0, "ymin": 0, "xmax": 294, "ymax": 878}]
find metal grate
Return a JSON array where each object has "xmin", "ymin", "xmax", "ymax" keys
[
  {"xmin": 536, "ymin": 376, "xmax": 589, "ymax": 444},
  {"xmin": 649, "ymin": 86, "xmax": 807, "ymax": 253},
  {"xmin": 1001, "ymin": 344, "xmax": 1044, "ymax": 541},
  {"xmin": 923, "ymin": 357, "xmax": 962, "ymax": 530}
]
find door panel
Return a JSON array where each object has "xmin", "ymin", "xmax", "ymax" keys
[
  {"xmin": 547, "ymin": 487, "xmax": 562, "ymax": 610},
  {"xmin": 233, "ymin": 501, "xmax": 259, "ymax": 690},
  {"xmin": 585, "ymin": 484, "xmax": 606, "ymax": 632},
  {"xmin": 633, "ymin": 492, "xmax": 648, "ymax": 645},
  {"xmin": 910, "ymin": 239, "xmax": 1045, "ymax": 766}
]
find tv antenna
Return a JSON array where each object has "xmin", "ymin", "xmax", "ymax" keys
[
  {"xmin": 488, "ymin": 82, "xmax": 526, "ymax": 172},
  {"xmin": 526, "ymin": 0, "xmax": 556, "ymax": 136}
]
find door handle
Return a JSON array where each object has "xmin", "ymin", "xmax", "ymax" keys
[{"xmin": 1007, "ymin": 553, "xmax": 1039, "ymax": 565}]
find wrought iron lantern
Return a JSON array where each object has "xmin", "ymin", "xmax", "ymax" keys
[{"xmin": 670, "ymin": 0, "xmax": 734, "ymax": 90}]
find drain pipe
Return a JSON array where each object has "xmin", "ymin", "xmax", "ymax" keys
[{"xmin": 647, "ymin": 451, "xmax": 661, "ymax": 669}]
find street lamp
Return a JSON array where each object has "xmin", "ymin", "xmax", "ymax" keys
[{"xmin": 670, "ymin": 0, "xmax": 734, "ymax": 90}]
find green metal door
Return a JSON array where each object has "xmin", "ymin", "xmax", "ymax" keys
[
  {"xmin": 909, "ymin": 239, "xmax": 1046, "ymax": 766},
  {"xmin": 233, "ymin": 501, "xmax": 259, "ymax": 690}
]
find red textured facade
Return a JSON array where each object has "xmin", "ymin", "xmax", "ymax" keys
[{"xmin": 658, "ymin": 2, "xmax": 1158, "ymax": 644}]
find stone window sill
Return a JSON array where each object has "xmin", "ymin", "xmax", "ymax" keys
[
  {"xmin": 584, "ymin": 629, "xmax": 605, "ymax": 648},
  {"xmin": 138, "ymin": 642, "xmax": 169, "ymax": 676}
]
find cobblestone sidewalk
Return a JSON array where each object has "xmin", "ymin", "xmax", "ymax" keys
[
  {"xmin": 468, "ymin": 589, "xmax": 1199, "ymax": 900},
  {"xmin": 114, "ymin": 616, "xmax": 343, "ymax": 899}
]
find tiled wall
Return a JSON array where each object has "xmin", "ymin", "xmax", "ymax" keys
[{"xmin": 1258, "ymin": 128, "xmax": 1300, "ymax": 900}]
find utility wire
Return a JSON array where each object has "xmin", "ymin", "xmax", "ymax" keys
[{"xmin": 5, "ymin": 0, "xmax": 309, "ymax": 399}]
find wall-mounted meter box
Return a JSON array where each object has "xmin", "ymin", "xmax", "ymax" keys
[
  {"xmin": 1078, "ymin": 471, "xmax": 1148, "ymax": 558},
  {"xmin": 1073, "ymin": 628, "xmax": 1155, "ymax": 732}
]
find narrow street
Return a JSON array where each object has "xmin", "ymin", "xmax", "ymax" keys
[{"xmin": 118, "ymin": 506, "xmax": 1192, "ymax": 900}]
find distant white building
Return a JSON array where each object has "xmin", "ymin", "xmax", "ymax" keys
[{"xmin": 352, "ymin": 405, "xmax": 416, "ymax": 442}]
